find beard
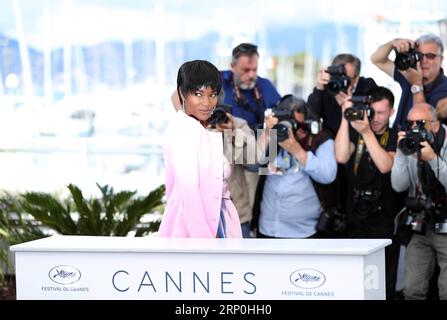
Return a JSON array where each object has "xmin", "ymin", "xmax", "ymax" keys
[
  {"xmin": 234, "ymin": 74, "xmax": 257, "ymax": 90},
  {"xmin": 371, "ymin": 121, "xmax": 387, "ymax": 134}
]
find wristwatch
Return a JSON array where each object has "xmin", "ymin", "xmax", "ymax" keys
[{"xmin": 411, "ymin": 84, "xmax": 423, "ymax": 94}]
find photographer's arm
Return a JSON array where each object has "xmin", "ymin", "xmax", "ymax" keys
[
  {"xmin": 436, "ymin": 97, "xmax": 447, "ymax": 120},
  {"xmin": 258, "ymin": 114, "xmax": 278, "ymax": 153},
  {"xmin": 423, "ymin": 140, "xmax": 447, "ymax": 189},
  {"xmin": 371, "ymin": 38, "xmax": 415, "ymax": 77},
  {"xmin": 303, "ymin": 139, "xmax": 337, "ymax": 184},
  {"xmin": 334, "ymin": 100, "xmax": 355, "ymax": 163},
  {"xmin": 391, "ymin": 132, "xmax": 411, "ymax": 192},
  {"xmin": 362, "ymin": 129, "xmax": 395, "ymax": 173},
  {"xmin": 307, "ymin": 69, "xmax": 330, "ymax": 117},
  {"xmin": 280, "ymin": 129, "xmax": 308, "ymax": 166}
]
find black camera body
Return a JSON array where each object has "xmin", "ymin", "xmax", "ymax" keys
[
  {"xmin": 209, "ymin": 104, "xmax": 232, "ymax": 128},
  {"xmin": 325, "ymin": 64, "xmax": 351, "ymax": 94},
  {"xmin": 404, "ymin": 197, "xmax": 431, "ymax": 234},
  {"xmin": 353, "ymin": 188, "xmax": 381, "ymax": 218},
  {"xmin": 316, "ymin": 207, "xmax": 347, "ymax": 234},
  {"xmin": 271, "ymin": 108, "xmax": 298, "ymax": 142},
  {"xmin": 344, "ymin": 95, "xmax": 375, "ymax": 122},
  {"xmin": 398, "ymin": 122, "xmax": 435, "ymax": 155},
  {"xmin": 395, "ymin": 48, "xmax": 421, "ymax": 71}
]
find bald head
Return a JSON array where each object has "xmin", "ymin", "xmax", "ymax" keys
[
  {"xmin": 407, "ymin": 103, "xmax": 439, "ymax": 133},
  {"xmin": 408, "ymin": 103, "xmax": 437, "ymax": 122}
]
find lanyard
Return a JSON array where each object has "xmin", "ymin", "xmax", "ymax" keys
[{"xmin": 353, "ymin": 129, "xmax": 389, "ymax": 176}]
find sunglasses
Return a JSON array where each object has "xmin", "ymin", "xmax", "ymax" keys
[
  {"xmin": 418, "ymin": 52, "xmax": 441, "ymax": 60},
  {"xmin": 406, "ymin": 119, "xmax": 434, "ymax": 128}
]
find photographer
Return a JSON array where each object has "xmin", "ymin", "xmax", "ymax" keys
[
  {"xmin": 308, "ymin": 54, "xmax": 378, "ymax": 220},
  {"xmin": 335, "ymin": 86, "xmax": 405, "ymax": 299},
  {"xmin": 391, "ymin": 103, "xmax": 447, "ymax": 300},
  {"xmin": 371, "ymin": 34, "xmax": 447, "ymax": 129},
  {"xmin": 221, "ymin": 43, "xmax": 281, "ymax": 237},
  {"xmin": 308, "ymin": 53, "xmax": 378, "ymax": 137},
  {"xmin": 254, "ymin": 95, "xmax": 337, "ymax": 238}
]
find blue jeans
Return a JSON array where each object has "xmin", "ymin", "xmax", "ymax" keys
[{"xmin": 241, "ymin": 222, "xmax": 251, "ymax": 238}]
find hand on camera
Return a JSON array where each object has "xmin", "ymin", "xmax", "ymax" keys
[
  {"xmin": 278, "ymin": 128, "xmax": 300, "ymax": 154},
  {"xmin": 316, "ymin": 68, "xmax": 330, "ymax": 90},
  {"xmin": 350, "ymin": 111, "xmax": 371, "ymax": 135},
  {"xmin": 397, "ymin": 130, "xmax": 406, "ymax": 144},
  {"xmin": 419, "ymin": 140, "xmax": 437, "ymax": 161},
  {"xmin": 392, "ymin": 38, "xmax": 415, "ymax": 53},
  {"xmin": 208, "ymin": 113, "xmax": 234, "ymax": 132},
  {"xmin": 402, "ymin": 62, "xmax": 423, "ymax": 86},
  {"xmin": 340, "ymin": 96, "xmax": 353, "ymax": 113},
  {"xmin": 335, "ymin": 87, "xmax": 353, "ymax": 107},
  {"xmin": 264, "ymin": 113, "xmax": 279, "ymax": 131}
]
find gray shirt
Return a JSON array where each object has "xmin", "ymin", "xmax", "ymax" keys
[{"xmin": 391, "ymin": 124, "xmax": 447, "ymax": 199}]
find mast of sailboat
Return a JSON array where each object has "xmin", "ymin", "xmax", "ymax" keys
[
  {"xmin": 63, "ymin": 0, "xmax": 73, "ymax": 99},
  {"xmin": 12, "ymin": 0, "xmax": 34, "ymax": 99},
  {"xmin": 43, "ymin": 3, "xmax": 53, "ymax": 107}
]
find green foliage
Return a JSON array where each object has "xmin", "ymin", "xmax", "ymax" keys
[
  {"xmin": 0, "ymin": 183, "xmax": 165, "ymax": 280},
  {"xmin": 0, "ymin": 193, "xmax": 47, "ymax": 280},
  {"xmin": 20, "ymin": 183, "xmax": 165, "ymax": 236}
]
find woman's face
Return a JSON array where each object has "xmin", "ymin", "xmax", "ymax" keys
[{"xmin": 183, "ymin": 86, "xmax": 219, "ymax": 121}]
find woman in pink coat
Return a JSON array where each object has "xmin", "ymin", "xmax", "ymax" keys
[{"xmin": 158, "ymin": 60, "xmax": 242, "ymax": 238}]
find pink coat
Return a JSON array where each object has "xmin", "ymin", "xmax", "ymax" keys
[{"xmin": 158, "ymin": 110, "xmax": 242, "ymax": 238}]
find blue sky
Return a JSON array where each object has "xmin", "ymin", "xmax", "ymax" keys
[{"xmin": 0, "ymin": 0, "xmax": 446, "ymax": 49}]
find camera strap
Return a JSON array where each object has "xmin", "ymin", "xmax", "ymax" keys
[
  {"xmin": 416, "ymin": 125, "xmax": 447, "ymax": 208},
  {"xmin": 232, "ymin": 78, "xmax": 264, "ymax": 129}
]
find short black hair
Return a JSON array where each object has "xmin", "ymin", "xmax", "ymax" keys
[
  {"xmin": 277, "ymin": 94, "xmax": 307, "ymax": 113},
  {"xmin": 370, "ymin": 86, "xmax": 395, "ymax": 108},
  {"xmin": 232, "ymin": 43, "xmax": 259, "ymax": 63},
  {"xmin": 276, "ymin": 94, "xmax": 319, "ymax": 121},
  {"xmin": 177, "ymin": 60, "xmax": 222, "ymax": 105}
]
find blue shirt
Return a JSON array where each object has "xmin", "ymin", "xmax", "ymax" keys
[
  {"xmin": 393, "ymin": 67, "xmax": 447, "ymax": 130},
  {"xmin": 220, "ymin": 70, "xmax": 281, "ymax": 130},
  {"xmin": 259, "ymin": 139, "xmax": 337, "ymax": 238}
]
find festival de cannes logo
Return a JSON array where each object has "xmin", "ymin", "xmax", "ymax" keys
[
  {"xmin": 290, "ymin": 269, "xmax": 326, "ymax": 289},
  {"xmin": 48, "ymin": 265, "xmax": 81, "ymax": 285}
]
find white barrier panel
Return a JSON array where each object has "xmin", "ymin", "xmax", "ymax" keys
[{"xmin": 10, "ymin": 236, "xmax": 390, "ymax": 300}]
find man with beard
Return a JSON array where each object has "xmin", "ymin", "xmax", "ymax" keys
[
  {"xmin": 335, "ymin": 86, "xmax": 405, "ymax": 299},
  {"xmin": 220, "ymin": 43, "xmax": 281, "ymax": 238}
]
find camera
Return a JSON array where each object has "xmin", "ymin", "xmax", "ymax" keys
[
  {"xmin": 404, "ymin": 197, "xmax": 430, "ymax": 234},
  {"xmin": 434, "ymin": 218, "xmax": 447, "ymax": 234},
  {"xmin": 271, "ymin": 108, "xmax": 297, "ymax": 142},
  {"xmin": 431, "ymin": 207, "xmax": 447, "ymax": 234},
  {"xmin": 353, "ymin": 189, "xmax": 380, "ymax": 218},
  {"xmin": 398, "ymin": 121, "xmax": 435, "ymax": 155},
  {"xmin": 209, "ymin": 104, "xmax": 232, "ymax": 128},
  {"xmin": 325, "ymin": 64, "xmax": 351, "ymax": 94},
  {"xmin": 394, "ymin": 48, "xmax": 421, "ymax": 71},
  {"xmin": 316, "ymin": 207, "xmax": 347, "ymax": 234},
  {"xmin": 344, "ymin": 95, "xmax": 375, "ymax": 122}
]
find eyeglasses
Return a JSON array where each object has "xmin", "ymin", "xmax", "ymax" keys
[
  {"xmin": 418, "ymin": 52, "xmax": 441, "ymax": 60},
  {"xmin": 406, "ymin": 119, "xmax": 435, "ymax": 128}
]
